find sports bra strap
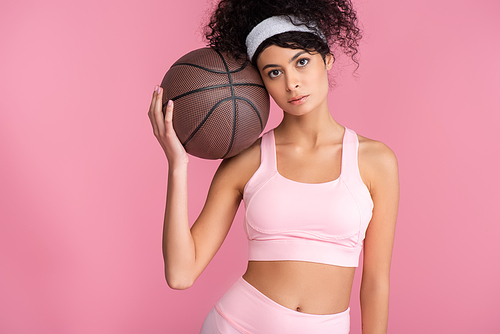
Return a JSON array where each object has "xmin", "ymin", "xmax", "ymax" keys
[
  {"xmin": 341, "ymin": 128, "xmax": 360, "ymax": 180},
  {"xmin": 259, "ymin": 130, "xmax": 277, "ymax": 171}
]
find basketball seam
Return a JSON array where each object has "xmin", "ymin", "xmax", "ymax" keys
[
  {"xmin": 216, "ymin": 49, "xmax": 237, "ymax": 159},
  {"xmin": 234, "ymin": 97, "xmax": 264, "ymax": 130},
  {"xmin": 180, "ymin": 96, "xmax": 263, "ymax": 147},
  {"xmin": 182, "ymin": 96, "xmax": 234, "ymax": 147},
  {"xmin": 170, "ymin": 60, "xmax": 250, "ymax": 74},
  {"xmin": 161, "ymin": 83, "xmax": 266, "ymax": 109}
]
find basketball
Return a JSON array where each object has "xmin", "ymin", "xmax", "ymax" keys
[{"xmin": 160, "ymin": 47, "xmax": 270, "ymax": 160}]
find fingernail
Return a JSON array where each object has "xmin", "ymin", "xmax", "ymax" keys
[{"xmin": 168, "ymin": 100, "xmax": 173, "ymax": 106}]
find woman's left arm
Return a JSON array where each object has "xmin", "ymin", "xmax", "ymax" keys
[{"xmin": 359, "ymin": 139, "xmax": 400, "ymax": 334}]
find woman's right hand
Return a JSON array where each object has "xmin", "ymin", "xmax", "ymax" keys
[{"xmin": 148, "ymin": 85, "xmax": 189, "ymax": 166}]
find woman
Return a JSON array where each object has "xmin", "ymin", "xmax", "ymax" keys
[{"xmin": 148, "ymin": 0, "xmax": 399, "ymax": 332}]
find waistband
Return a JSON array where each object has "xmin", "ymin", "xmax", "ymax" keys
[{"xmin": 215, "ymin": 277, "xmax": 350, "ymax": 333}]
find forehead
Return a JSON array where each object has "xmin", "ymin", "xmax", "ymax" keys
[{"xmin": 257, "ymin": 45, "xmax": 303, "ymax": 63}]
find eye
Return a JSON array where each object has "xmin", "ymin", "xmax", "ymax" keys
[
  {"xmin": 297, "ymin": 58, "xmax": 309, "ymax": 67},
  {"xmin": 268, "ymin": 69, "xmax": 282, "ymax": 78}
]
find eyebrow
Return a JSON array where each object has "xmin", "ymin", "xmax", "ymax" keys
[{"xmin": 261, "ymin": 51, "xmax": 308, "ymax": 71}]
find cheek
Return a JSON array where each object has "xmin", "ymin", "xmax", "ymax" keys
[
  {"xmin": 310, "ymin": 68, "xmax": 329, "ymax": 92},
  {"xmin": 263, "ymin": 82, "xmax": 282, "ymax": 100},
  {"xmin": 267, "ymin": 87, "xmax": 289, "ymax": 109}
]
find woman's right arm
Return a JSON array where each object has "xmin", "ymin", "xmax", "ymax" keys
[{"xmin": 148, "ymin": 86, "xmax": 251, "ymax": 289}]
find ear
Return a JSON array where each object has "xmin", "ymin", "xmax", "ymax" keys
[{"xmin": 325, "ymin": 53, "xmax": 334, "ymax": 70}]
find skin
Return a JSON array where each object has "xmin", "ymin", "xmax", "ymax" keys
[{"xmin": 148, "ymin": 45, "xmax": 399, "ymax": 333}]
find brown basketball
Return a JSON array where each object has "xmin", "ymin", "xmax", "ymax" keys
[{"xmin": 160, "ymin": 47, "xmax": 270, "ymax": 159}]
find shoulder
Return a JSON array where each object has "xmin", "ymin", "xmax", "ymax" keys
[
  {"xmin": 358, "ymin": 134, "xmax": 398, "ymax": 170},
  {"xmin": 356, "ymin": 133, "xmax": 399, "ymax": 193},
  {"xmin": 214, "ymin": 137, "xmax": 262, "ymax": 195}
]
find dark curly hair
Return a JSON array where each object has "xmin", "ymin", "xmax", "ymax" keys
[{"xmin": 205, "ymin": 0, "xmax": 361, "ymax": 66}]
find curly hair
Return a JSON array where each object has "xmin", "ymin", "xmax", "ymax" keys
[{"xmin": 205, "ymin": 0, "xmax": 361, "ymax": 65}]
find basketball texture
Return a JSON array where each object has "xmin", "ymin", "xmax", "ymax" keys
[{"xmin": 160, "ymin": 48, "xmax": 270, "ymax": 159}]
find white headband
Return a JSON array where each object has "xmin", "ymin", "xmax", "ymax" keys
[{"xmin": 245, "ymin": 15, "xmax": 326, "ymax": 60}]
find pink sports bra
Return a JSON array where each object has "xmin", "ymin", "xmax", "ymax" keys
[{"xmin": 243, "ymin": 128, "xmax": 374, "ymax": 267}]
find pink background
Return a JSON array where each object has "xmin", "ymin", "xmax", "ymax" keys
[{"xmin": 1, "ymin": 0, "xmax": 499, "ymax": 333}]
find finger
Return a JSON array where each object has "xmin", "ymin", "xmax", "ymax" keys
[
  {"xmin": 153, "ymin": 86, "xmax": 167, "ymax": 135},
  {"xmin": 148, "ymin": 87, "xmax": 157, "ymax": 115},
  {"xmin": 164, "ymin": 99, "xmax": 174, "ymax": 124},
  {"xmin": 148, "ymin": 86, "xmax": 161, "ymax": 136}
]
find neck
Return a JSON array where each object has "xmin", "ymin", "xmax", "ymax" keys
[{"xmin": 275, "ymin": 101, "xmax": 344, "ymax": 145}]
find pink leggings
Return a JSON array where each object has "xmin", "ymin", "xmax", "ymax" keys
[{"xmin": 200, "ymin": 277, "xmax": 350, "ymax": 333}]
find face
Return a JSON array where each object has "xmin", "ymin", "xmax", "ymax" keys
[{"xmin": 256, "ymin": 45, "xmax": 333, "ymax": 116}]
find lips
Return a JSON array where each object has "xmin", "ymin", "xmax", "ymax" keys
[{"xmin": 288, "ymin": 95, "xmax": 309, "ymax": 105}]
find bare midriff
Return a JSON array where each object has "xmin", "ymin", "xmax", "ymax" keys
[{"xmin": 242, "ymin": 261, "xmax": 355, "ymax": 315}]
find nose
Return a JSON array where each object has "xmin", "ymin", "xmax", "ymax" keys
[{"xmin": 285, "ymin": 73, "xmax": 300, "ymax": 91}]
